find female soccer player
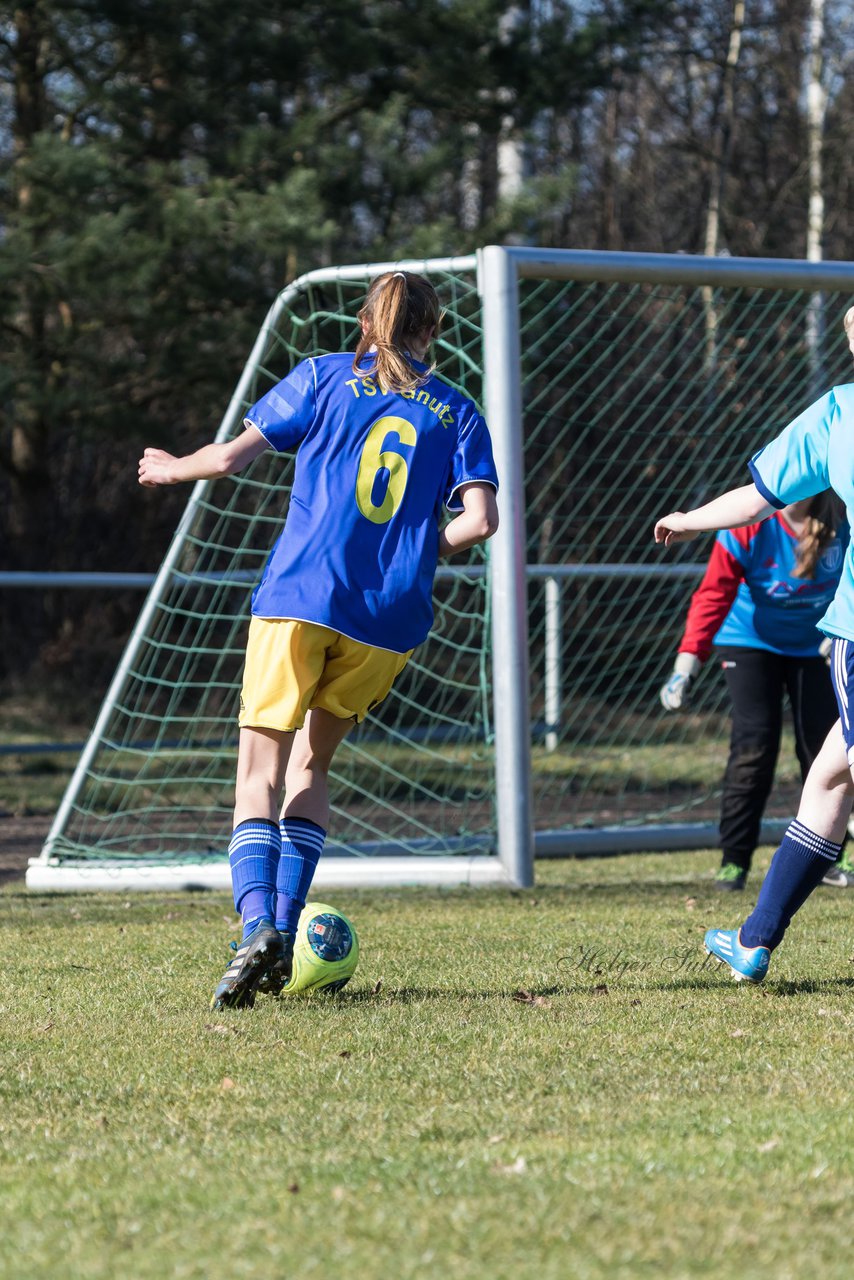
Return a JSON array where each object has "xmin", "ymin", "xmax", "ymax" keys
[
  {"xmin": 660, "ymin": 492, "xmax": 849, "ymax": 891},
  {"xmin": 654, "ymin": 306, "xmax": 854, "ymax": 983},
  {"xmin": 139, "ymin": 271, "xmax": 499, "ymax": 1008}
]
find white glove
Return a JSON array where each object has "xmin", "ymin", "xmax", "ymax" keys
[
  {"xmin": 819, "ymin": 636, "xmax": 833, "ymax": 666},
  {"xmin": 660, "ymin": 652, "xmax": 702, "ymax": 711}
]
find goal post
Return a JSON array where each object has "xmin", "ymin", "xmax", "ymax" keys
[
  {"xmin": 29, "ymin": 253, "xmax": 519, "ymax": 891},
  {"xmin": 27, "ymin": 246, "xmax": 854, "ymax": 892},
  {"xmin": 479, "ymin": 245, "xmax": 534, "ymax": 888}
]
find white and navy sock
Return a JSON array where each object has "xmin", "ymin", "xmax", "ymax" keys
[
  {"xmin": 275, "ymin": 817, "xmax": 327, "ymax": 936},
  {"xmin": 741, "ymin": 819, "xmax": 841, "ymax": 950}
]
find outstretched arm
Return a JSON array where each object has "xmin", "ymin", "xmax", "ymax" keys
[
  {"xmin": 653, "ymin": 483, "xmax": 773, "ymax": 547},
  {"xmin": 138, "ymin": 426, "xmax": 269, "ymax": 486},
  {"xmin": 439, "ymin": 482, "xmax": 499, "ymax": 556}
]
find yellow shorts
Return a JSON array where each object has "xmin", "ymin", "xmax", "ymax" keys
[{"xmin": 239, "ymin": 617, "xmax": 412, "ymax": 731}]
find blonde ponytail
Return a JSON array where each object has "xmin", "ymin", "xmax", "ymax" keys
[
  {"xmin": 793, "ymin": 491, "xmax": 846, "ymax": 579},
  {"xmin": 353, "ymin": 271, "xmax": 442, "ymax": 394}
]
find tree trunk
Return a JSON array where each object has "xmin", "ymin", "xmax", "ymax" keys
[
  {"xmin": 702, "ymin": 0, "xmax": 746, "ymax": 372},
  {"xmin": 7, "ymin": 5, "xmax": 53, "ymax": 543},
  {"xmin": 805, "ymin": 0, "xmax": 827, "ymax": 389}
]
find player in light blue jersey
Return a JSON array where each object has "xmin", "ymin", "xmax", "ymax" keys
[
  {"xmin": 660, "ymin": 495, "xmax": 847, "ymax": 892},
  {"xmin": 139, "ymin": 271, "xmax": 499, "ymax": 1007},
  {"xmin": 654, "ymin": 305, "xmax": 854, "ymax": 982}
]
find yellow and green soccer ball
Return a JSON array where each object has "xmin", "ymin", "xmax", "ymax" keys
[{"xmin": 282, "ymin": 902, "xmax": 359, "ymax": 995}]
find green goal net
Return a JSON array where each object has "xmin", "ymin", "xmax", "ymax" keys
[
  {"xmin": 517, "ymin": 272, "xmax": 854, "ymax": 839},
  {"xmin": 29, "ymin": 249, "xmax": 854, "ymax": 889}
]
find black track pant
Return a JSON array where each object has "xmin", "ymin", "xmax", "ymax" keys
[{"xmin": 717, "ymin": 646, "xmax": 839, "ymax": 871}]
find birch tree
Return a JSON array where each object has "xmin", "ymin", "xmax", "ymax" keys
[{"xmin": 805, "ymin": 0, "xmax": 827, "ymax": 385}]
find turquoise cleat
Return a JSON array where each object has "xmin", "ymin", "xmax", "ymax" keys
[{"xmin": 704, "ymin": 927, "xmax": 770, "ymax": 984}]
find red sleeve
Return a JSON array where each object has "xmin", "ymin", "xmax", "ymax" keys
[{"xmin": 677, "ymin": 540, "xmax": 746, "ymax": 663}]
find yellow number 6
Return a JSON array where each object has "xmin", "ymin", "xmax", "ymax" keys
[{"xmin": 355, "ymin": 416, "xmax": 417, "ymax": 524}]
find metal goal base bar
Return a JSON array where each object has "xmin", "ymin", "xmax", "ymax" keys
[{"xmin": 536, "ymin": 820, "xmax": 789, "ymax": 857}]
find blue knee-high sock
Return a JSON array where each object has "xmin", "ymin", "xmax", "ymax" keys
[
  {"xmin": 228, "ymin": 819, "xmax": 281, "ymax": 939},
  {"xmin": 740, "ymin": 820, "xmax": 841, "ymax": 950},
  {"xmin": 275, "ymin": 817, "xmax": 327, "ymax": 936}
]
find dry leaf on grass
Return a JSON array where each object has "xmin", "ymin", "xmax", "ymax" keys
[
  {"xmin": 511, "ymin": 990, "xmax": 551, "ymax": 1007},
  {"xmin": 492, "ymin": 1156, "xmax": 527, "ymax": 1175},
  {"xmin": 591, "ymin": 983, "xmax": 609, "ymax": 996},
  {"xmin": 685, "ymin": 897, "xmax": 697, "ymax": 911},
  {"xmin": 205, "ymin": 1023, "xmax": 239, "ymax": 1036},
  {"xmin": 757, "ymin": 1139, "xmax": 779, "ymax": 1154},
  {"xmin": 220, "ymin": 1077, "xmax": 235, "ymax": 1092},
  {"xmin": 371, "ymin": 978, "xmax": 383, "ymax": 995}
]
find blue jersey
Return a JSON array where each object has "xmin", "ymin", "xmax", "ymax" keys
[
  {"xmin": 749, "ymin": 384, "xmax": 854, "ymax": 641},
  {"xmin": 712, "ymin": 520, "xmax": 844, "ymax": 655},
  {"xmin": 244, "ymin": 353, "xmax": 498, "ymax": 652}
]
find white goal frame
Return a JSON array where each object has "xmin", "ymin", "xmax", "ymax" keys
[{"xmin": 28, "ymin": 245, "xmax": 854, "ymax": 892}]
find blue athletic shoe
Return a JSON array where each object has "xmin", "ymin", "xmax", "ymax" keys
[{"xmin": 704, "ymin": 927, "xmax": 770, "ymax": 984}]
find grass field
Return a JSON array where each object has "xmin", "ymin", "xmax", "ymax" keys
[{"xmin": 4, "ymin": 851, "xmax": 854, "ymax": 1279}]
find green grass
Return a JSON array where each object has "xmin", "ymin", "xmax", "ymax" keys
[
  {"xmin": 0, "ymin": 695, "xmax": 88, "ymax": 814},
  {"xmin": 4, "ymin": 852, "xmax": 854, "ymax": 1278}
]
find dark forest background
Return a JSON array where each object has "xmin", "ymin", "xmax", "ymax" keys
[{"xmin": 3, "ymin": 0, "xmax": 854, "ymax": 704}]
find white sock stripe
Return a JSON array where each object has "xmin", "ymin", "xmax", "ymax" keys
[
  {"xmin": 228, "ymin": 830, "xmax": 281, "ymax": 853},
  {"xmin": 789, "ymin": 834, "xmax": 830, "ymax": 852},
  {"xmin": 789, "ymin": 820, "xmax": 842, "ymax": 851},
  {"xmin": 228, "ymin": 834, "xmax": 279, "ymax": 852},
  {"xmin": 280, "ymin": 831, "xmax": 326, "ymax": 850},
  {"xmin": 280, "ymin": 820, "xmax": 327, "ymax": 838},
  {"xmin": 228, "ymin": 844, "xmax": 279, "ymax": 862},
  {"xmin": 787, "ymin": 821, "xmax": 841, "ymax": 860},
  {"xmin": 789, "ymin": 835, "xmax": 839, "ymax": 859}
]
